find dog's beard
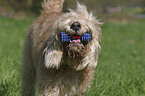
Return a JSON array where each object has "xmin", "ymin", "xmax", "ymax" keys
[
  {"xmin": 62, "ymin": 35, "xmax": 89, "ymax": 59},
  {"xmin": 66, "ymin": 40, "xmax": 85, "ymax": 58}
]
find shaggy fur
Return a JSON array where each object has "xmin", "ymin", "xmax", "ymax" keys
[{"xmin": 21, "ymin": 0, "xmax": 102, "ymax": 96}]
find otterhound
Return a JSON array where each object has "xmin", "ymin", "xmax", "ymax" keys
[{"xmin": 21, "ymin": 0, "xmax": 102, "ymax": 96}]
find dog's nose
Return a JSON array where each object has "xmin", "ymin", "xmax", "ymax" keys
[{"xmin": 70, "ymin": 22, "xmax": 81, "ymax": 32}]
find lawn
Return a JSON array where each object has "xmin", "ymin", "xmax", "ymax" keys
[{"xmin": 0, "ymin": 17, "xmax": 145, "ymax": 96}]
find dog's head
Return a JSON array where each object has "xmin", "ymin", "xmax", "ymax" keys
[{"xmin": 44, "ymin": 2, "xmax": 102, "ymax": 70}]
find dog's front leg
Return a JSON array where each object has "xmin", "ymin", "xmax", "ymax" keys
[
  {"xmin": 37, "ymin": 68, "xmax": 60, "ymax": 96},
  {"xmin": 76, "ymin": 68, "xmax": 95, "ymax": 96}
]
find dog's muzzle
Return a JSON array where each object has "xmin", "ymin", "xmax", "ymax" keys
[{"xmin": 61, "ymin": 31, "xmax": 91, "ymax": 58}]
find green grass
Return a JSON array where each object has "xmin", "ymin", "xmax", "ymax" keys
[
  {"xmin": 0, "ymin": 17, "xmax": 34, "ymax": 96},
  {"xmin": 86, "ymin": 21, "xmax": 145, "ymax": 96},
  {"xmin": 0, "ymin": 17, "xmax": 145, "ymax": 96}
]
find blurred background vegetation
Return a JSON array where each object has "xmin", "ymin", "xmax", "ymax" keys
[{"xmin": 0, "ymin": 0, "xmax": 145, "ymax": 20}]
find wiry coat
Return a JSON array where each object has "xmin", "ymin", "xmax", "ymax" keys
[{"xmin": 21, "ymin": 0, "xmax": 102, "ymax": 96}]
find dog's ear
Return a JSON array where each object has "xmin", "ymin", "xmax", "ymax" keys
[
  {"xmin": 43, "ymin": 34, "xmax": 63, "ymax": 69},
  {"xmin": 42, "ymin": 0, "xmax": 65, "ymax": 12}
]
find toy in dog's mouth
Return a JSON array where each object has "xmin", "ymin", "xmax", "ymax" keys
[{"xmin": 61, "ymin": 31, "xmax": 91, "ymax": 58}]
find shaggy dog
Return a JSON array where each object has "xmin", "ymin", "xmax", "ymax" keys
[{"xmin": 21, "ymin": 0, "xmax": 102, "ymax": 96}]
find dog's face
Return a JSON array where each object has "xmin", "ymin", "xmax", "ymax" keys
[
  {"xmin": 53, "ymin": 4, "xmax": 102, "ymax": 59},
  {"xmin": 61, "ymin": 23, "xmax": 91, "ymax": 58},
  {"xmin": 44, "ymin": 3, "xmax": 102, "ymax": 70}
]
